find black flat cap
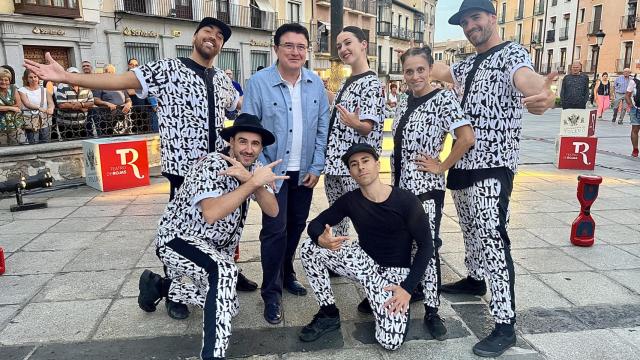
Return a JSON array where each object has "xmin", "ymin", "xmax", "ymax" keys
[
  {"xmin": 341, "ymin": 143, "xmax": 380, "ymax": 167},
  {"xmin": 195, "ymin": 17, "xmax": 232, "ymax": 43}
]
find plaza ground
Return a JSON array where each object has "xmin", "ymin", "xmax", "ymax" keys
[{"xmin": 1, "ymin": 108, "xmax": 639, "ymax": 359}]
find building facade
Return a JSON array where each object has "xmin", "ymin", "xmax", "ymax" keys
[
  {"xmin": 575, "ymin": 0, "xmax": 639, "ymax": 77},
  {"xmin": 313, "ymin": 0, "xmax": 378, "ymax": 77},
  {"xmin": 537, "ymin": 0, "xmax": 579, "ymax": 75},
  {"xmin": 0, "ymin": 0, "xmax": 102, "ymax": 78},
  {"xmin": 433, "ymin": 39, "xmax": 475, "ymax": 66},
  {"xmin": 376, "ymin": 0, "xmax": 436, "ymax": 84}
]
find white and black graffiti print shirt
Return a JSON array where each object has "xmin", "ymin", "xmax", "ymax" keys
[
  {"xmin": 156, "ymin": 153, "xmax": 267, "ymax": 259},
  {"xmin": 324, "ymin": 71, "xmax": 384, "ymax": 176},
  {"xmin": 133, "ymin": 58, "xmax": 238, "ymax": 177},
  {"xmin": 450, "ymin": 42, "xmax": 533, "ymax": 173},
  {"xmin": 391, "ymin": 89, "xmax": 470, "ymax": 193}
]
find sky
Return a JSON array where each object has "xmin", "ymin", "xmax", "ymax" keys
[{"xmin": 434, "ymin": 0, "xmax": 465, "ymax": 42}]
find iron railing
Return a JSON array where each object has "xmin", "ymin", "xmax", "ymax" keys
[
  {"xmin": 13, "ymin": 0, "xmax": 80, "ymax": 19},
  {"xmin": 559, "ymin": 27, "xmax": 569, "ymax": 41},
  {"xmin": 390, "ymin": 63, "xmax": 402, "ymax": 74},
  {"xmin": 114, "ymin": 0, "xmax": 277, "ymax": 31},
  {"xmin": 344, "ymin": 0, "xmax": 376, "ymax": 15},
  {"xmin": 588, "ymin": 21, "xmax": 602, "ymax": 35},
  {"xmin": 391, "ymin": 25, "xmax": 410, "ymax": 40},
  {"xmin": 0, "ymin": 105, "xmax": 157, "ymax": 147},
  {"xmin": 377, "ymin": 21, "xmax": 392, "ymax": 36},
  {"xmin": 620, "ymin": 15, "xmax": 637, "ymax": 31}
]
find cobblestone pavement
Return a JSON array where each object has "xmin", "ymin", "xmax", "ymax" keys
[{"xmin": 1, "ymin": 109, "xmax": 639, "ymax": 359}]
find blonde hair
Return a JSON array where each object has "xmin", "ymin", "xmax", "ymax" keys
[
  {"xmin": 0, "ymin": 68, "xmax": 12, "ymax": 81},
  {"xmin": 104, "ymin": 64, "xmax": 116, "ymax": 73}
]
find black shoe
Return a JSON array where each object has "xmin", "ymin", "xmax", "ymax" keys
[
  {"xmin": 138, "ymin": 269, "xmax": 163, "ymax": 312},
  {"xmin": 472, "ymin": 324, "xmax": 517, "ymax": 357},
  {"xmin": 424, "ymin": 312, "xmax": 447, "ymax": 341},
  {"xmin": 285, "ymin": 278, "xmax": 307, "ymax": 296},
  {"xmin": 357, "ymin": 298, "xmax": 373, "ymax": 314},
  {"xmin": 236, "ymin": 272, "xmax": 258, "ymax": 292},
  {"xmin": 165, "ymin": 299, "xmax": 190, "ymax": 320},
  {"xmin": 264, "ymin": 303, "xmax": 282, "ymax": 324},
  {"xmin": 441, "ymin": 276, "xmax": 487, "ymax": 296},
  {"xmin": 299, "ymin": 310, "xmax": 341, "ymax": 342}
]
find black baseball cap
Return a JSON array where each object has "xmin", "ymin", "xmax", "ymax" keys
[
  {"xmin": 341, "ymin": 143, "xmax": 380, "ymax": 167},
  {"xmin": 448, "ymin": 0, "xmax": 497, "ymax": 25},
  {"xmin": 195, "ymin": 17, "xmax": 232, "ymax": 43},
  {"xmin": 220, "ymin": 113, "xmax": 275, "ymax": 146}
]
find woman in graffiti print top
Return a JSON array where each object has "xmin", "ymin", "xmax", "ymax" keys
[
  {"xmin": 392, "ymin": 46, "xmax": 475, "ymax": 339},
  {"xmin": 323, "ymin": 26, "xmax": 384, "ymax": 237}
]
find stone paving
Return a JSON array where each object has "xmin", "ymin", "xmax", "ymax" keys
[{"xmin": 1, "ymin": 108, "xmax": 639, "ymax": 359}]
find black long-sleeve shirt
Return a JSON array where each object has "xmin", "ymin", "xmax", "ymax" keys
[{"xmin": 307, "ymin": 187, "xmax": 433, "ymax": 293}]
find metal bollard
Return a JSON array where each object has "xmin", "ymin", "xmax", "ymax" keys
[{"xmin": 570, "ymin": 175, "xmax": 603, "ymax": 247}]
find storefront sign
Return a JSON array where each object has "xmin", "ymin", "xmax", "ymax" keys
[
  {"xmin": 32, "ymin": 27, "xmax": 65, "ymax": 36},
  {"xmin": 83, "ymin": 137, "xmax": 150, "ymax": 191},
  {"xmin": 249, "ymin": 39, "xmax": 271, "ymax": 47},
  {"xmin": 171, "ymin": 30, "xmax": 182, "ymax": 37},
  {"xmin": 122, "ymin": 27, "xmax": 158, "ymax": 38}
]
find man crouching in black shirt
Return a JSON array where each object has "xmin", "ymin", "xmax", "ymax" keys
[{"xmin": 298, "ymin": 143, "xmax": 434, "ymax": 350}]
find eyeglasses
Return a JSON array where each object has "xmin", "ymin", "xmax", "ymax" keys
[{"xmin": 279, "ymin": 43, "xmax": 308, "ymax": 53}]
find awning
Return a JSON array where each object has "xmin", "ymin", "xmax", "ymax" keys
[
  {"xmin": 318, "ymin": 20, "xmax": 331, "ymax": 32},
  {"xmin": 254, "ymin": 0, "xmax": 275, "ymax": 13}
]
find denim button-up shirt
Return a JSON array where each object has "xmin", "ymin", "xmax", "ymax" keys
[{"xmin": 243, "ymin": 64, "xmax": 330, "ymax": 192}]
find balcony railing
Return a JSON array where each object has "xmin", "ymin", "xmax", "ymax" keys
[
  {"xmin": 378, "ymin": 62, "xmax": 388, "ymax": 75},
  {"xmin": 546, "ymin": 29, "xmax": 556, "ymax": 43},
  {"xmin": 13, "ymin": 0, "xmax": 80, "ymax": 19},
  {"xmin": 532, "ymin": 32, "xmax": 542, "ymax": 44},
  {"xmin": 498, "ymin": 13, "xmax": 506, "ymax": 24},
  {"xmin": 534, "ymin": 0, "xmax": 545, "ymax": 16},
  {"xmin": 114, "ymin": 0, "xmax": 277, "ymax": 31},
  {"xmin": 616, "ymin": 58, "xmax": 633, "ymax": 72},
  {"xmin": 514, "ymin": 9, "xmax": 524, "ymax": 20},
  {"xmin": 559, "ymin": 27, "xmax": 569, "ymax": 41},
  {"xmin": 588, "ymin": 20, "xmax": 602, "ymax": 35},
  {"xmin": 413, "ymin": 31, "xmax": 424, "ymax": 43},
  {"xmin": 317, "ymin": 35, "xmax": 329, "ymax": 54},
  {"xmin": 390, "ymin": 63, "xmax": 402, "ymax": 74},
  {"xmin": 344, "ymin": 0, "xmax": 376, "ymax": 15},
  {"xmin": 377, "ymin": 21, "xmax": 392, "ymax": 36},
  {"xmin": 391, "ymin": 25, "xmax": 410, "ymax": 40},
  {"xmin": 620, "ymin": 15, "xmax": 637, "ymax": 31}
]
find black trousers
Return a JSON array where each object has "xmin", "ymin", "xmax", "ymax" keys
[{"xmin": 259, "ymin": 171, "xmax": 313, "ymax": 304}]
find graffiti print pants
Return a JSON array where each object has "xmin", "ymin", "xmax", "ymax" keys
[
  {"xmin": 158, "ymin": 236, "xmax": 239, "ymax": 359},
  {"xmin": 300, "ymin": 237, "xmax": 411, "ymax": 350}
]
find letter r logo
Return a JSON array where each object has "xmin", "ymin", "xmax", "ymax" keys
[
  {"xmin": 115, "ymin": 148, "xmax": 145, "ymax": 179},
  {"xmin": 572, "ymin": 142, "xmax": 591, "ymax": 165}
]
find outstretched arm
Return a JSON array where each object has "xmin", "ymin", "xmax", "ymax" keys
[
  {"xmin": 515, "ymin": 68, "xmax": 557, "ymax": 115},
  {"xmin": 431, "ymin": 63, "xmax": 455, "ymax": 84},
  {"xmin": 24, "ymin": 52, "xmax": 140, "ymax": 91}
]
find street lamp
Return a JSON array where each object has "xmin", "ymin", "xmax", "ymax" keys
[{"xmin": 592, "ymin": 30, "xmax": 606, "ymax": 84}]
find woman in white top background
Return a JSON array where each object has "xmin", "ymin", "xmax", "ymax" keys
[{"xmin": 19, "ymin": 69, "xmax": 54, "ymax": 144}]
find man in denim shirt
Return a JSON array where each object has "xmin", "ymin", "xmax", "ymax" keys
[
  {"xmin": 243, "ymin": 23, "xmax": 330, "ymax": 325},
  {"xmin": 612, "ymin": 68, "xmax": 631, "ymax": 124}
]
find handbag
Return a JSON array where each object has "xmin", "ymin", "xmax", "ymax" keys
[{"xmin": 22, "ymin": 87, "xmax": 46, "ymax": 131}]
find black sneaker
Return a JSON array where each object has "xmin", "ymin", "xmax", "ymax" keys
[
  {"xmin": 138, "ymin": 269, "xmax": 163, "ymax": 312},
  {"xmin": 166, "ymin": 299, "xmax": 190, "ymax": 320},
  {"xmin": 299, "ymin": 311, "xmax": 341, "ymax": 342},
  {"xmin": 441, "ymin": 276, "xmax": 487, "ymax": 296},
  {"xmin": 357, "ymin": 298, "xmax": 373, "ymax": 314},
  {"xmin": 472, "ymin": 324, "xmax": 517, "ymax": 357},
  {"xmin": 424, "ymin": 312, "xmax": 447, "ymax": 341}
]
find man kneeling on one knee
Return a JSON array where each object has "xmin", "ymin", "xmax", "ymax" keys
[
  {"xmin": 299, "ymin": 143, "xmax": 434, "ymax": 350},
  {"xmin": 137, "ymin": 114, "xmax": 287, "ymax": 360}
]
